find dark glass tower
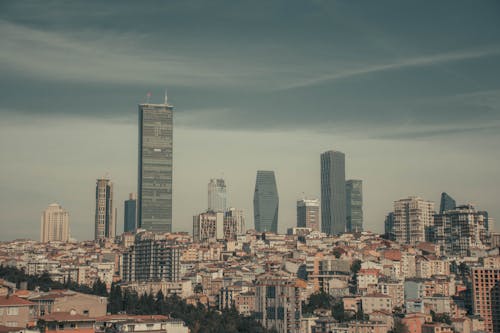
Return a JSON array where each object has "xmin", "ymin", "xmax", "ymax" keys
[
  {"xmin": 124, "ymin": 193, "xmax": 137, "ymax": 233},
  {"xmin": 321, "ymin": 151, "xmax": 346, "ymax": 235},
  {"xmin": 137, "ymin": 100, "xmax": 173, "ymax": 233},
  {"xmin": 253, "ymin": 171, "xmax": 279, "ymax": 233},
  {"xmin": 346, "ymin": 179, "xmax": 363, "ymax": 232},
  {"xmin": 439, "ymin": 192, "xmax": 456, "ymax": 213}
]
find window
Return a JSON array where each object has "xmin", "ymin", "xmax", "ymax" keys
[
  {"xmin": 7, "ymin": 307, "xmax": 19, "ymax": 316},
  {"xmin": 58, "ymin": 324, "xmax": 65, "ymax": 330}
]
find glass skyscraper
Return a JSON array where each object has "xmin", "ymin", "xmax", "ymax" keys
[
  {"xmin": 253, "ymin": 170, "xmax": 279, "ymax": 233},
  {"xmin": 320, "ymin": 150, "xmax": 346, "ymax": 235},
  {"xmin": 137, "ymin": 101, "xmax": 173, "ymax": 233},
  {"xmin": 124, "ymin": 193, "xmax": 137, "ymax": 233},
  {"xmin": 346, "ymin": 179, "xmax": 363, "ymax": 232},
  {"xmin": 208, "ymin": 178, "xmax": 227, "ymax": 212},
  {"xmin": 439, "ymin": 192, "xmax": 456, "ymax": 213}
]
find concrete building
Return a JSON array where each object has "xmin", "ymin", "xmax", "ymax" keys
[
  {"xmin": 29, "ymin": 290, "xmax": 107, "ymax": 317},
  {"xmin": 224, "ymin": 208, "xmax": 245, "ymax": 240},
  {"xmin": 346, "ymin": 180, "xmax": 363, "ymax": 232},
  {"xmin": 208, "ymin": 178, "xmax": 227, "ymax": 212},
  {"xmin": 297, "ymin": 198, "xmax": 320, "ymax": 232},
  {"xmin": 137, "ymin": 99, "xmax": 174, "ymax": 233},
  {"xmin": 253, "ymin": 171, "xmax": 279, "ymax": 233},
  {"xmin": 360, "ymin": 293, "xmax": 392, "ymax": 314},
  {"xmin": 38, "ymin": 312, "xmax": 95, "ymax": 333},
  {"xmin": 320, "ymin": 150, "xmax": 346, "ymax": 235},
  {"xmin": 94, "ymin": 178, "xmax": 115, "ymax": 240},
  {"xmin": 40, "ymin": 203, "xmax": 70, "ymax": 243},
  {"xmin": 471, "ymin": 267, "xmax": 500, "ymax": 333},
  {"xmin": 0, "ymin": 295, "xmax": 35, "ymax": 328},
  {"xmin": 392, "ymin": 197, "xmax": 435, "ymax": 245},
  {"xmin": 124, "ymin": 193, "xmax": 137, "ymax": 233},
  {"xmin": 192, "ymin": 211, "xmax": 224, "ymax": 242}
]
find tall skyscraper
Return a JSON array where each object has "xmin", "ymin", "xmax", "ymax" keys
[
  {"xmin": 253, "ymin": 171, "xmax": 279, "ymax": 233},
  {"xmin": 208, "ymin": 178, "xmax": 227, "ymax": 212},
  {"xmin": 137, "ymin": 97, "xmax": 173, "ymax": 233},
  {"xmin": 392, "ymin": 196, "xmax": 434, "ymax": 245},
  {"xmin": 40, "ymin": 203, "xmax": 70, "ymax": 243},
  {"xmin": 296, "ymin": 198, "xmax": 320, "ymax": 231},
  {"xmin": 439, "ymin": 192, "xmax": 456, "ymax": 213},
  {"xmin": 124, "ymin": 193, "xmax": 137, "ymax": 233},
  {"xmin": 320, "ymin": 150, "xmax": 346, "ymax": 235},
  {"xmin": 94, "ymin": 178, "xmax": 115, "ymax": 240},
  {"xmin": 346, "ymin": 179, "xmax": 363, "ymax": 232}
]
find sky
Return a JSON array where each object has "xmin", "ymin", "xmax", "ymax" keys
[{"xmin": 0, "ymin": 0, "xmax": 499, "ymax": 241}]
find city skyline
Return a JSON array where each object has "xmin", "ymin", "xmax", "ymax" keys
[{"xmin": 1, "ymin": 1, "xmax": 499, "ymax": 240}]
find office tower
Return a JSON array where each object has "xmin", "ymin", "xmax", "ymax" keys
[
  {"xmin": 472, "ymin": 267, "xmax": 500, "ymax": 333},
  {"xmin": 94, "ymin": 178, "xmax": 115, "ymax": 240},
  {"xmin": 137, "ymin": 97, "xmax": 173, "ymax": 233},
  {"xmin": 392, "ymin": 196, "xmax": 435, "ymax": 245},
  {"xmin": 346, "ymin": 179, "xmax": 363, "ymax": 232},
  {"xmin": 124, "ymin": 193, "xmax": 137, "ymax": 233},
  {"xmin": 320, "ymin": 150, "xmax": 346, "ymax": 235},
  {"xmin": 40, "ymin": 203, "xmax": 70, "ymax": 242},
  {"xmin": 384, "ymin": 212, "xmax": 395, "ymax": 240},
  {"xmin": 224, "ymin": 208, "xmax": 246, "ymax": 240},
  {"xmin": 192, "ymin": 211, "xmax": 224, "ymax": 242},
  {"xmin": 296, "ymin": 198, "xmax": 320, "ymax": 231},
  {"xmin": 121, "ymin": 231, "xmax": 180, "ymax": 282},
  {"xmin": 433, "ymin": 204, "xmax": 488, "ymax": 256},
  {"xmin": 439, "ymin": 192, "xmax": 456, "ymax": 213},
  {"xmin": 255, "ymin": 275, "xmax": 306, "ymax": 333},
  {"xmin": 253, "ymin": 171, "xmax": 279, "ymax": 233},
  {"xmin": 208, "ymin": 178, "xmax": 227, "ymax": 212}
]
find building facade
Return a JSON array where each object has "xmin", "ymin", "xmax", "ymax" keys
[
  {"xmin": 41, "ymin": 203, "xmax": 70, "ymax": 243},
  {"xmin": 253, "ymin": 171, "xmax": 279, "ymax": 233},
  {"xmin": 392, "ymin": 196, "xmax": 434, "ymax": 245},
  {"xmin": 346, "ymin": 179, "xmax": 363, "ymax": 232},
  {"xmin": 94, "ymin": 178, "xmax": 115, "ymax": 240},
  {"xmin": 192, "ymin": 211, "xmax": 224, "ymax": 242},
  {"xmin": 297, "ymin": 198, "xmax": 320, "ymax": 231},
  {"xmin": 208, "ymin": 178, "xmax": 227, "ymax": 212},
  {"xmin": 124, "ymin": 193, "xmax": 137, "ymax": 233},
  {"xmin": 439, "ymin": 192, "xmax": 456, "ymax": 213},
  {"xmin": 137, "ymin": 101, "xmax": 174, "ymax": 233},
  {"xmin": 471, "ymin": 267, "xmax": 500, "ymax": 333},
  {"xmin": 320, "ymin": 150, "xmax": 346, "ymax": 235},
  {"xmin": 224, "ymin": 208, "xmax": 245, "ymax": 240}
]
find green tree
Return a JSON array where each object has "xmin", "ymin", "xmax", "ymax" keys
[{"xmin": 391, "ymin": 318, "xmax": 409, "ymax": 333}]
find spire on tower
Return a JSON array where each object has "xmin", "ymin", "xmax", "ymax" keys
[{"xmin": 164, "ymin": 88, "xmax": 168, "ymax": 105}]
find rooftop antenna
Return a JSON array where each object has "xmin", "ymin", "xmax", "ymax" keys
[
  {"xmin": 164, "ymin": 88, "xmax": 168, "ymax": 105},
  {"xmin": 146, "ymin": 92, "xmax": 152, "ymax": 104}
]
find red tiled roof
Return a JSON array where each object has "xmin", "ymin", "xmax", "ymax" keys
[
  {"xmin": 40, "ymin": 312, "xmax": 96, "ymax": 322},
  {"xmin": 0, "ymin": 325, "xmax": 25, "ymax": 333},
  {"xmin": 0, "ymin": 295, "xmax": 35, "ymax": 306}
]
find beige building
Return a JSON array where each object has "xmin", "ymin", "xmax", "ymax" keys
[
  {"xmin": 360, "ymin": 293, "xmax": 392, "ymax": 314},
  {"xmin": 0, "ymin": 295, "xmax": 35, "ymax": 328},
  {"xmin": 40, "ymin": 203, "xmax": 70, "ymax": 243},
  {"xmin": 297, "ymin": 199, "xmax": 320, "ymax": 231},
  {"xmin": 29, "ymin": 290, "xmax": 107, "ymax": 318},
  {"xmin": 94, "ymin": 178, "xmax": 116, "ymax": 240},
  {"xmin": 392, "ymin": 197, "xmax": 434, "ymax": 245}
]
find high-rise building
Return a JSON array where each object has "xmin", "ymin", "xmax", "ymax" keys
[
  {"xmin": 439, "ymin": 192, "xmax": 456, "ymax": 213},
  {"xmin": 296, "ymin": 198, "xmax": 320, "ymax": 231},
  {"xmin": 137, "ymin": 98, "xmax": 174, "ymax": 233},
  {"xmin": 121, "ymin": 231, "xmax": 180, "ymax": 282},
  {"xmin": 40, "ymin": 203, "xmax": 70, "ymax": 243},
  {"xmin": 208, "ymin": 178, "xmax": 227, "ymax": 212},
  {"xmin": 384, "ymin": 212, "xmax": 395, "ymax": 240},
  {"xmin": 94, "ymin": 178, "xmax": 115, "ymax": 240},
  {"xmin": 472, "ymin": 266, "xmax": 500, "ymax": 333},
  {"xmin": 433, "ymin": 204, "xmax": 489, "ymax": 256},
  {"xmin": 255, "ymin": 274, "xmax": 306, "ymax": 333},
  {"xmin": 320, "ymin": 150, "xmax": 346, "ymax": 235},
  {"xmin": 124, "ymin": 193, "xmax": 137, "ymax": 233},
  {"xmin": 224, "ymin": 208, "xmax": 246, "ymax": 240},
  {"xmin": 392, "ymin": 196, "xmax": 434, "ymax": 245},
  {"xmin": 253, "ymin": 171, "xmax": 279, "ymax": 233},
  {"xmin": 346, "ymin": 179, "xmax": 363, "ymax": 232},
  {"xmin": 192, "ymin": 211, "xmax": 224, "ymax": 242}
]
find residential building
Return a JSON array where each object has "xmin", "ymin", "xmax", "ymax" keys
[
  {"xmin": 471, "ymin": 267, "xmax": 500, "ymax": 333},
  {"xmin": 346, "ymin": 179, "xmax": 363, "ymax": 232},
  {"xmin": 208, "ymin": 178, "xmax": 227, "ymax": 212},
  {"xmin": 224, "ymin": 208, "xmax": 245, "ymax": 240},
  {"xmin": 137, "ymin": 99, "xmax": 174, "ymax": 233},
  {"xmin": 0, "ymin": 295, "xmax": 35, "ymax": 328},
  {"xmin": 40, "ymin": 203, "xmax": 70, "ymax": 243},
  {"xmin": 94, "ymin": 178, "xmax": 115, "ymax": 240},
  {"xmin": 38, "ymin": 312, "xmax": 95, "ymax": 333},
  {"xmin": 360, "ymin": 293, "xmax": 392, "ymax": 314},
  {"xmin": 29, "ymin": 290, "xmax": 107, "ymax": 317},
  {"xmin": 124, "ymin": 193, "xmax": 136, "ymax": 233},
  {"xmin": 392, "ymin": 197, "xmax": 435, "ymax": 245},
  {"xmin": 297, "ymin": 198, "xmax": 320, "ymax": 232},
  {"xmin": 253, "ymin": 171, "xmax": 279, "ymax": 233},
  {"xmin": 192, "ymin": 211, "xmax": 224, "ymax": 242},
  {"xmin": 320, "ymin": 150, "xmax": 346, "ymax": 235}
]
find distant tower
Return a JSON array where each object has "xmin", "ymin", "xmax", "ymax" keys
[
  {"xmin": 346, "ymin": 179, "xmax": 363, "ymax": 232},
  {"xmin": 41, "ymin": 203, "xmax": 70, "ymax": 242},
  {"xmin": 124, "ymin": 193, "xmax": 137, "ymax": 233},
  {"xmin": 208, "ymin": 178, "xmax": 227, "ymax": 212},
  {"xmin": 253, "ymin": 171, "xmax": 279, "ymax": 233},
  {"xmin": 439, "ymin": 192, "xmax": 456, "ymax": 213},
  {"xmin": 94, "ymin": 178, "xmax": 115, "ymax": 240},
  {"xmin": 137, "ymin": 97, "xmax": 174, "ymax": 233},
  {"xmin": 296, "ymin": 198, "xmax": 320, "ymax": 231},
  {"xmin": 392, "ymin": 196, "xmax": 434, "ymax": 245},
  {"xmin": 320, "ymin": 150, "xmax": 346, "ymax": 235}
]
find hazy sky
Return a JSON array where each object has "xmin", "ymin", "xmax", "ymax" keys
[{"xmin": 1, "ymin": 1, "xmax": 499, "ymax": 240}]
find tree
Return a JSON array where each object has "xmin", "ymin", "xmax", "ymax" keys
[
  {"xmin": 108, "ymin": 284, "xmax": 123, "ymax": 314},
  {"xmin": 391, "ymin": 318, "xmax": 409, "ymax": 333}
]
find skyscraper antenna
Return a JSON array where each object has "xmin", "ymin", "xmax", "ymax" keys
[{"xmin": 164, "ymin": 88, "xmax": 168, "ymax": 105}]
